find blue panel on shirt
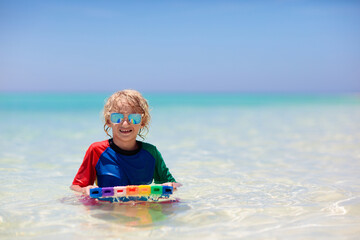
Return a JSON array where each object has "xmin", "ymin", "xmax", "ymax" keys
[{"xmin": 95, "ymin": 147, "xmax": 156, "ymax": 187}]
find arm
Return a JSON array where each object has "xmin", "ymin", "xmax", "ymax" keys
[
  {"xmin": 70, "ymin": 143, "xmax": 100, "ymax": 194},
  {"xmin": 153, "ymin": 147, "xmax": 182, "ymax": 189}
]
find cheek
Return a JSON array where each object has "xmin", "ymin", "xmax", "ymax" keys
[{"xmin": 134, "ymin": 125, "xmax": 142, "ymax": 132}]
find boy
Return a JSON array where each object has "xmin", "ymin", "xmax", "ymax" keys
[{"xmin": 70, "ymin": 89, "xmax": 180, "ymax": 196}]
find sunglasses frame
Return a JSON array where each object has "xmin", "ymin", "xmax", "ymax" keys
[{"xmin": 110, "ymin": 113, "xmax": 142, "ymax": 125}]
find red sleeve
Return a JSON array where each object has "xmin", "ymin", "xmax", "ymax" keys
[{"xmin": 72, "ymin": 140, "xmax": 109, "ymax": 187}]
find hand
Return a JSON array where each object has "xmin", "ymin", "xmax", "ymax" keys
[
  {"xmin": 82, "ymin": 185, "xmax": 97, "ymax": 196},
  {"xmin": 162, "ymin": 182, "xmax": 182, "ymax": 191}
]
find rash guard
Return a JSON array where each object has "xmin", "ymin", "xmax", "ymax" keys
[{"xmin": 72, "ymin": 139, "xmax": 176, "ymax": 187}]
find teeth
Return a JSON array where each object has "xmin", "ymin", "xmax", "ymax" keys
[{"xmin": 120, "ymin": 129, "xmax": 132, "ymax": 133}]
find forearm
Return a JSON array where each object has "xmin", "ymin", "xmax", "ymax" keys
[
  {"xmin": 70, "ymin": 184, "xmax": 96, "ymax": 196},
  {"xmin": 70, "ymin": 184, "xmax": 85, "ymax": 193}
]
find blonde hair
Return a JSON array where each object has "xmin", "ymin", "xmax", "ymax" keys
[{"xmin": 103, "ymin": 89, "xmax": 151, "ymax": 140}]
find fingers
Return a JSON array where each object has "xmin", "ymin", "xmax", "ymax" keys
[
  {"xmin": 83, "ymin": 185, "xmax": 97, "ymax": 196},
  {"xmin": 173, "ymin": 182, "xmax": 182, "ymax": 189}
]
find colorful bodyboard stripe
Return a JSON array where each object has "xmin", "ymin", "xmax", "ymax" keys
[{"xmin": 89, "ymin": 185, "xmax": 173, "ymax": 199}]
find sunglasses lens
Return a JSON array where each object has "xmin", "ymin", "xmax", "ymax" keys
[
  {"xmin": 128, "ymin": 114, "xmax": 142, "ymax": 124},
  {"xmin": 110, "ymin": 113, "xmax": 124, "ymax": 123}
]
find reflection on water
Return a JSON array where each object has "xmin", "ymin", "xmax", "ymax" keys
[
  {"xmin": 57, "ymin": 194, "xmax": 192, "ymax": 239},
  {"xmin": 70, "ymin": 195, "xmax": 188, "ymax": 228}
]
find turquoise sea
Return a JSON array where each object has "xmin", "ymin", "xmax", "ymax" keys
[{"xmin": 1, "ymin": 93, "xmax": 360, "ymax": 240}]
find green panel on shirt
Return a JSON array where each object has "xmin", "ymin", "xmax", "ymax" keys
[{"xmin": 142, "ymin": 142, "xmax": 176, "ymax": 184}]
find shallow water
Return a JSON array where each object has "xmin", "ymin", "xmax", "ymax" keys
[{"xmin": 1, "ymin": 93, "xmax": 360, "ymax": 239}]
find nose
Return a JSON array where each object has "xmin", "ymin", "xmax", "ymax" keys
[{"xmin": 121, "ymin": 117, "xmax": 130, "ymax": 126}]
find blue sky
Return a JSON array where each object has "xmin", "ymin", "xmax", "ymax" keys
[{"xmin": 1, "ymin": 0, "xmax": 359, "ymax": 93}]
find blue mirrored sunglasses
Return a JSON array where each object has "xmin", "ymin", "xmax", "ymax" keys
[{"xmin": 110, "ymin": 113, "xmax": 142, "ymax": 125}]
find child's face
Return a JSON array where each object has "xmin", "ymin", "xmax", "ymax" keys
[{"xmin": 107, "ymin": 101, "xmax": 143, "ymax": 145}]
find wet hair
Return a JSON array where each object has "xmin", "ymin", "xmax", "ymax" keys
[{"xmin": 103, "ymin": 89, "xmax": 150, "ymax": 140}]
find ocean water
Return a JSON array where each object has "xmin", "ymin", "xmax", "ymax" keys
[{"xmin": 0, "ymin": 93, "xmax": 360, "ymax": 240}]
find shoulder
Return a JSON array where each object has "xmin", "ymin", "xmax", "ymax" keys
[
  {"xmin": 88, "ymin": 140, "xmax": 110, "ymax": 153},
  {"xmin": 89, "ymin": 139, "xmax": 109, "ymax": 148},
  {"xmin": 140, "ymin": 141, "xmax": 160, "ymax": 156},
  {"xmin": 82, "ymin": 140, "xmax": 110, "ymax": 166},
  {"xmin": 141, "ymin": 141, "xmax": 157, "ymax": 150}
]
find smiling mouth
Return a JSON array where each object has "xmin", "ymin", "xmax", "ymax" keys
[{"xmin": 120, "ymin": 129, "xmax": 132, "ymax": 134}]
